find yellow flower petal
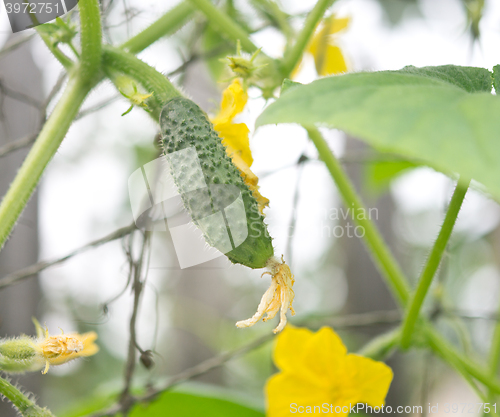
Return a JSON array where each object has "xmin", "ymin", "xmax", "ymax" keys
[
  {"xmin": 266, "ymin": 326, "xmax": 393, "ymax": 417},
  {"xmin": 328, "ymin": 16, "xmax": 350, "ymax": 34},
  {"xmin": 211, "ymin": 78, "xmax": 269, "ymax": 215},
  {"xmin": 272, "ymin": 326, "xmax": 313, "ymax": 373},
  {"xmin": 35, "ymin": 328, "xmax": 99, "ymax": 373},
  {"xmin": 217, "ymin": 122, "xmax": 253, "ymax": 167},
  {"xmin": 226, "ymin": 149, "xmax": 269, "ymax": 214},
  {"xmin": 301, "ymin": 327, "xmax": 347, "ymax": 382},
  {"xmin": 317, "ymin": 45, "xmax": 347, "ymax": 76},
  {"xmin": 212, "ymin": 79, "xmax": 248, "ymax": 126},
  {"xmin": 307, "ymin": 15, "xmax": 349, "ymax": 76},
  {"xmin": 266, "ymin": 372, "xmax": 328, "ymax": 417},
  {"xmin": 343, "ymin": 354, "xmax": 394, "ymax": 406}
]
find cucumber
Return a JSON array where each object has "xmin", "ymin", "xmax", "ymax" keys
[{"xmin": 160, "ymin": 97, "xmax": 274, "ymax": 269}]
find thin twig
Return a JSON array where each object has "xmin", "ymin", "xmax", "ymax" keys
[
  {"xmin": 0, "ymin": 133, "xmax": 38, "ymax": 158},
  {"xmin": 285, "ymin": 154, "xmax": 306, "ymax": 266},
  {"xmin": 120, "ymin": 231, "xmax": 150, "ymax": 412},
  {"xmin": 0, "ymin": 80, "xmax": 43, "ymax": 109},
  {"xmin": 0, "ymin": 34, "xmax": 36, "ymax": 59},
  {"xmin": 75, "ymin": 95, "xmax": 121, "ymax": 119},
  {"xmin": 0, "ymin": 223, "xmax": 137, "ymax": 290},
  {"xmin": 0, "ymin": 73, "xmax": 66, "ymax": 160}
]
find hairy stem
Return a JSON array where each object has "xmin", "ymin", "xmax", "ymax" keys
[
  {"xmin": 400, "ymin": 178, "xmax": 470, "ymax": 349},
  {"xmin": 79, "ymin": 0, "xmax": 103, "ymax": 83},
  {"xmin": 358, "ymin": 328, "xmax": 400, "ymax": 361},
  {"xmin": 485, "ymin": 299, "xmax": 500, "ymax": 410},
  {"xmin": 281, "ymin": 0, "xmax": 336, "ymax": 77},
  {"xmin": 0, "ymin": 0, "xmax": 102, "ymax": 249},
  {"xmin": 0, "ymin": 376, "xmax": 54, "ymax": 416},
  {"xmin": 305, "ymin": 126, "xmax": 500, "ymax": 394},
  {"xmin": 102, "ymin": 45, "xmax": 181, "ymax": 119},
  {"xmin": 426, "ymin": 327, "xmax": 500, "ymax": 395},
  {"xmin": 121, "ymin": 2, "xmax": 194, "ymax": 54},
  {"xmin": 187, "ymin": 0, "xmax": 257, "ymax": 52},
  {"xmin": 0, "ymin": 76, "xmax": 91, "ymax": 249},
  {"xmin": 306, "ymin": 126, "xmax": 410, "ymax": 305},
  {"xmin": 37, "ymin": 29, "xmax": 74, "ymax": 70}
]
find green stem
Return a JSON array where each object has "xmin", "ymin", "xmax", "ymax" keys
[
  {"xmin": 358, "ymin": 328, "xmax": 400, "ymax": 361},
  {"xmin": 121, "ymin": 2, "xmax": 194, "ymax": 54},
  {"xmin": 187, "ymin": 0, "xmax": 257, "ymax": 53},
  {"xmin": 305, "ymin": 126, "xmax": 498, "ymax": 394},
  {"xmin": 485, "ymin": 300, "xmax": 500, "ymax": 409},
  {"xmin": 306, "ymin": 126, "xmax": 410, "ymax": 305},
  {"xmin": 78, "ymin": 0, "xmax": 102, "ymax": 84},
  {"xmin": 37, "ymin": 28, "xmax": 74, "ymax": 70},
  {"xmin": 426, "ymin": 327, "xmax": 500, "ymax": 395},
  {"xmin": 102, "ymin": 46, "xmax": 181, "ymax": 119},
  {"xmin": 0, "ymin": 0, "xmax": 102, "ymax": 250},
  {"xmin": 281, "ymin": 0, "xmax": 336, "ymax": 77},
  {"xmin": 250, "ymin": 0, "xmax": 293, "ymax": 39},
  {"xmin": 400, "ymin": 178, "xmax": 470, "ymax": 349},
  {"xmin": 0, "ymin": 376, "xmax": 54, "ymax": 416},
  {"xmin": 0, "ymin": 76, "xmax": 91, "ymax": 249}
]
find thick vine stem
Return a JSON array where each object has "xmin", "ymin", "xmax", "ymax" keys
[
  {"xmin": 0, "ymin": 0, "xmax": 102, "ymax": 249},
  {"xmin": 187, "ymin": 0, "xmax": 257, "ymax": 53},
  {"xmin": 121, "ymin": 2, "xmax": 194, "ymax": 54},
  {"xmin": 281, "ymin": 0, "xmax": 336, "ymax": 77},
  {"xmin": 37, "ymin": 29, "xmax": 74, "ymax": 70},
  {"xmin": 426, "ymin": 327, "xmax": 500, "ymax": 395},
  {"xmin": 0, "ymin": 376, "xmax": 55, "ymax": 417},
  {"xmin": 304, "ymin": 126, "xmax": 500, "ymax": 395},
  {"xmin": 0, "ymin": 76, "xmax": 91, "ymax": 249},
  {"xmin": 400, "ymin": 178, "xmax": 470, "ymax": 349},
  {"xmin": 305, "ymin": 126, "xmax": 410, "ymax": 305},
  {"xmin": 79, "ymin": 0, "xmax": 102, "ymax": 84},
  {"xmin": 357, "ymin": 329, "xmax": 400, "ymax": 361},
  {"xmin": 102, "ymin": 45, "xmax": 181, "ymax": 119}
]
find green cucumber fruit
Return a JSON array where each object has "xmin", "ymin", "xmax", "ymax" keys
[{"xmin": 160, "ymin": 97, "xmax": 273, "ymax": 269}]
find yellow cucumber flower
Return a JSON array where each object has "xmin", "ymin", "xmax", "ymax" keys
[
  {"xmin": 293, "ymin": 14, "xmax": 350, "ymax": 77},
  {"xmin": 35, "ymin": 323, "xmax": 99, "ymax": 374},
  {"xmin": 266, "ymin": 326, "xmax": 393, "ymax": 416},
  {"xmin": 0, "ymin": 319, "xmax": 99, "ymax": 374},
  {"xmin": 212, "ymin": 79, "xmax": 269, "ymax": 214}
]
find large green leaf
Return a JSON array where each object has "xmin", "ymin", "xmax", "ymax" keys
[
  {"xmin": 129, "ymin": 391, "xmax": 265, "ymax": 417},
  {"xmin": 255, "ymin": 65, "xmax": 500, "ymax": 199}
]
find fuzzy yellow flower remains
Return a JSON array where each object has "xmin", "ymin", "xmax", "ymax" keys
[
  {"xmin": 236, "ymin": 256, "xmax": 295, "ymax": 333},
  {"xmin": 0, "ymin": 319, "xmax": 99, "ymax": 374},
  {"xmin": 266, "ymin": 326, "xmax": 393, "ymax": 416},
  {"xmin": 294, "ymin": 14, "xmax": 350, "ymax": 77},
  {"xmin": 34, "ymin": 319, "xmax": 99, "ymax": 374},
  {"xmin": 212, "ymin": 79, "xmax": 269, "ymax": 214}
]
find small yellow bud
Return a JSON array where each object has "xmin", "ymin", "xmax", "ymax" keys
[
  {"xmin": 114, "ymin": 75, "xmax": 154, "ymax": 115},
  {"xmin": 0, "ymin": 319, "xmax": 98, "ymax": 374}
]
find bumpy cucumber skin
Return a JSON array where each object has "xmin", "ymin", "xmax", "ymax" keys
[{"xmin": 160, "ymin": 97, "xmax": 273, "ymax": 269}]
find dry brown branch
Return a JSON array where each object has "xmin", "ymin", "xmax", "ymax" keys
[{"xmin": 0, "ymin": 223, "xmax": 137, "ymax": 290}]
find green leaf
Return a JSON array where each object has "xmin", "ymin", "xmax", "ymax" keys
[
  {"xmin": 129, "ymin": 391, "xmax": 265, "ymax": 417},
  {"xmin": 256, "ymin": 65, "xmax": 500, "ymax": 200},
  {"xmin": 398, "ymin": 65, "xmax": 492, "ymax": 93},
  {"xmin": 280, "ymin": 78, "xmax": 302, "ymax": 95},
  {"xmin": 365, "ymin": 159, "xmax": 418, "ymax": 195}
]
